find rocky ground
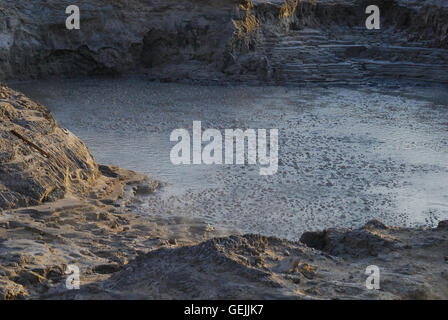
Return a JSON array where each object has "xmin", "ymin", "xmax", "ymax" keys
[
  {"xmin": 1, "ymin": 84, "xmax": 448, "ymax": 299},
  {"xmin": 53, "ymin": 220, "xmax": 448, "ymax": 300}
]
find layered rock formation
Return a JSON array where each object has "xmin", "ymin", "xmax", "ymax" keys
[
  {"xmin": 252, "ymin": 0, "xmax": 448, "ymax": 83},
  {"xmin": 1, "ymin": 0, "xmax": 447, "ymax": 83},
  {"xmin": 0, "ymin": 0, "xmax": 239, "ymax": 80},
  {"xmin": 0, "ymin": 84, "xmax": 99, "ymax": 209}
]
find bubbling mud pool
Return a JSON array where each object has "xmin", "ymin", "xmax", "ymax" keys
[{"xmin": 9, "ymin": 77, "xmax": 448, "ymax": 240}]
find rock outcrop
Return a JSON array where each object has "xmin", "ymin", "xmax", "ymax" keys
[
  {"xmin": 240, "ymin": 0, "xmax": 448, "ymax": 83},
  {"xmin": 0, "ymin": 84, "xmax": 99, "ymax": 209},
  {"xmin": 0, "ymin": 0, "xmax": 239, "ymax": 80},
  {"xmin": 1, "ymin": 0, "xmax": 448, "ymax": 83}
]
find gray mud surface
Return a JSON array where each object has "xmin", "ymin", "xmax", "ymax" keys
[{"xmin": 10, "ymin": 77, "xmax": 448, "ymax": 240}]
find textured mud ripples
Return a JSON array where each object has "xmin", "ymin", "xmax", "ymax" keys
[{"xmin": 10, "ymin": 77, "xmax": 448, "ymax": 240}]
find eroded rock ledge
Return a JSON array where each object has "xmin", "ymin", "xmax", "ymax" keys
[
  {"xmin": 0, "ymin": 0, "xmax": 239, "ymax": 80},
  {"xmin": 0, "ymin": 84, "xmax": 100, "ymax": 209},
  {"xmin": 1, "ymin": 0, "xmax": 448, "ymax": 83}
]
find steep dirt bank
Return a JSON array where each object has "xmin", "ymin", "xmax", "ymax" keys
[
  {"xmin": 0, "ymin": 0, "xmax": 239, "ymax": 80},
  {"xmin": 1, "ymin": 0, "xmax": 447, "ymax": 83}
]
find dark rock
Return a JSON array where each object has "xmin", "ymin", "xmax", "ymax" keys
[
  {"xmin": 92, "ymin": 264, "xmax": 121, "ymax": 275},
  {"xmin": 98, "ymin": 165, "xmax": 119, "ymax": 178},
  {"xmin": 300, "ymin": 221, "xmax": 402, "ymax": 257},
  {"xmin": 300, "ymin": 230, "xmax": 327, "ymax": 251},
  {"xmin": 437, "ymin": 220, "xmax": 448, "ymax": 229}
]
